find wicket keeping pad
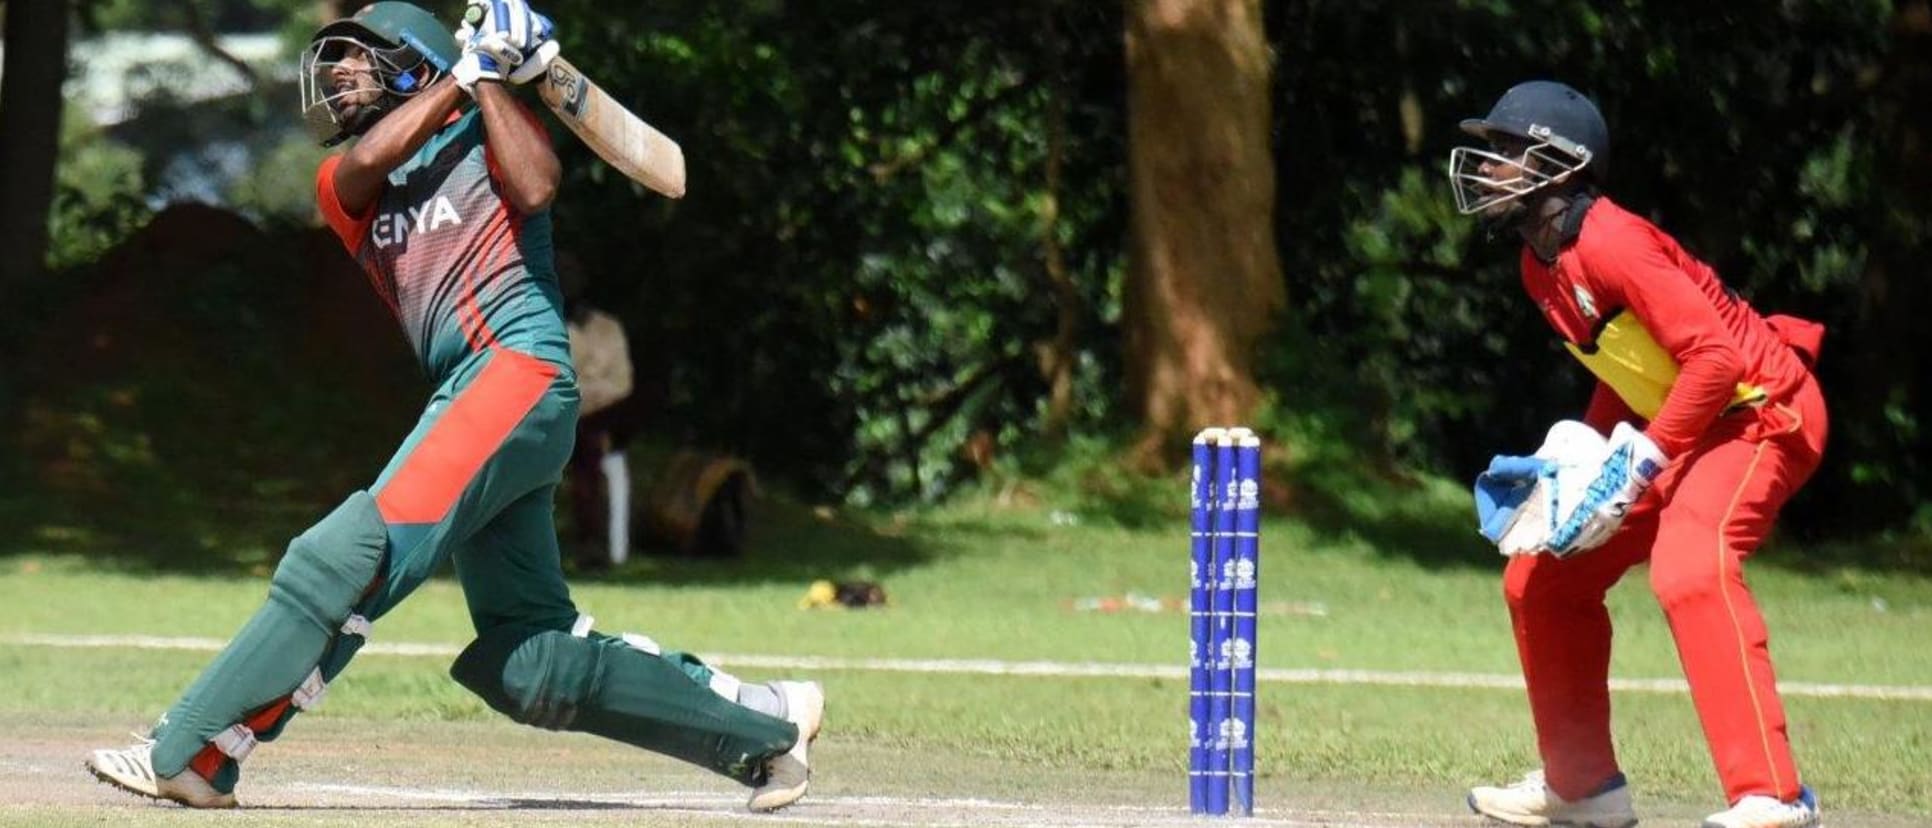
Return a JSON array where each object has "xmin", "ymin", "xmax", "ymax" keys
[
  {"xmin": 150, "ymin": 491, "xmax": 387, "ymax": 789},
  {"xmin": 451, "ymin": 623, "xmax": 798, "ymax": 784}
]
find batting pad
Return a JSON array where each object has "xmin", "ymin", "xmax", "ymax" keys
[
  {"xmin": 450, "ymin": 624, "xmax": 797, "ymax": 785},
  {"xmin": 150, "ymin": 491, "xmax": 387, "ymax": 784}
]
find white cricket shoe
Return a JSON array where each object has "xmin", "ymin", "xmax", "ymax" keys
[
  {"xmin": 1701, "ymin": 786, "xmax": 1819, "ymax": 828},
  {"xmin": 746, "ymin": 680, "xmax": 824, "ymax": 812},
  {"xmin": 86, "ymin": 738, "xmax": 236, "ymax": 808},
  {"xmin": 1468, "ymin": 770, "xmax": 1638, "ymax": 827}
]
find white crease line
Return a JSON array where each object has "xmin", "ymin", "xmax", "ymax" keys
[
  {"xmin": 7, "ymin": 632, "xmax": 1932, "ymax": 701},
  {"xmin": 290, "ymin": 783, "xmax": 1412, "ymax": 827}
]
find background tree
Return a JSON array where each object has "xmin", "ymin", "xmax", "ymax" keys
[
  {"xmin": 7, "ymin": 0, "xmax": 1931, "ymax": 547},
  {"xmin": 1122, "ymin": 0, "xmax": 1282, "ymax": 462},
  {"xmin": 0, "ymin": 0, "xmax": 73, "ymax": 295}
]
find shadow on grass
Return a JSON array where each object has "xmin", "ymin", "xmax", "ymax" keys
[
  {"xmin": 1283, "ymin": 460, "xmax": 1498, "ymax": 571},
  {"xmin": 573, "ymin": 494, "xmax": 947, "ymax": 588},
  {"xmin": 0, "ymin": 477, "xmax": 948, "ymax": 591}
]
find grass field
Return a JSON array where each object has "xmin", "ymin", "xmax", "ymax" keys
[{"xmin": 2, "ymin": 481, "xmax": 1930, "ymax": 826}]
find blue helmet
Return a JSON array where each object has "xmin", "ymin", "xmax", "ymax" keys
[{"xmin": 1449, "ymin": 81, "xmax": 1608, "ymax": 215}]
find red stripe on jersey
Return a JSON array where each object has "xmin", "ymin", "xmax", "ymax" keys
[
  {"xmin": 373, "ymin": 349, "xmax": 558, "ymax": 524},
  {"xmin": 457, "ymin": 207, "xmax": 515, "ymax": 352}
]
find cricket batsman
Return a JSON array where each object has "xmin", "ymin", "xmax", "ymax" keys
[
  {"xmin": 1451, "ymin": 81, "xmax": 1827, "ymax": 828},
  {"xmin": 84, "ymin": 1, "xmax": 823, "ymax": 812}
]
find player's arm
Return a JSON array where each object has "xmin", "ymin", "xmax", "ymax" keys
[
  {"xmin": 473, "ymin": 82, "xmax": 560, "ymax": 214},
  {"xmin": 332, "ymin": 77, "xmax": 467, "ymax": 215},
  {"xmin": 1586, "ymin": 240, "xmax": 1741, "ymax": 458},
  {"xmin": 1582, "ymin": 381, "xmax": 1640, "ymax": 436}
]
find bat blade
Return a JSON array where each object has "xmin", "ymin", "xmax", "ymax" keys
[{"xmin": 537, "ymin": 55, "xmax": 686, "ymax": 198}]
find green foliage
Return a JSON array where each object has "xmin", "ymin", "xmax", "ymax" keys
[
  {"xmin": 541, "ymin": 0, "xmax": 1126, "ymax": 502},
  {"xmin": 224, "ymin": 132, "xmax": 331, "ymax": 222},
  {"xmin": 76, "ymin": 0, "xmax": 288, "ymax": 34},
  {"xmin": 46, "ymin": 110, "xmax": 151, "ymax": 271},
  {"xmin": 23, "ymin": 0, "xmax": 1932, "ymax": 541}
]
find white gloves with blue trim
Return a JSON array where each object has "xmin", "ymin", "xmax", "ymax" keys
[
  {"xmin": 1545, "ymin": 422, "xmax": 1667, "ymax": 556},
  {"xmin": 452, "ymin": 0, "xmax": 558, "ymax": 93},
  {"xmin": 1475, "ymin": 420, "xmax": 1605, "ymax": 556},
  {"xmin": 1474, "ymin": 421, "xmax": 1667, "ymax": 558}
]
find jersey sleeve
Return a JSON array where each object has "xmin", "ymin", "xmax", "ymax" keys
[
  {"xmin": 1581, "ymin": 229, "xmax": 1743, "ymax": 458},
  {"xmin": 315, "ymin": 154, "xmax": 376, "ymax": 256}
]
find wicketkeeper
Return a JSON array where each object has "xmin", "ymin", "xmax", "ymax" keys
[
  {"xmin": 1452, "ymin": 81, "xmax": 1827, "ymax": 828},
  {"xmin": 85, "ymin": 1, "xmax": 823, "ymax": 812}
]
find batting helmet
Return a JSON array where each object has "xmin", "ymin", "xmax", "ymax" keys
[
  {"xmin": 1448, "ymin": 81, "xmax": 1608, "ymax": 215},
  {"xmin": 299, "ymin": 2, "xmax": 460, "ymax": 146}
]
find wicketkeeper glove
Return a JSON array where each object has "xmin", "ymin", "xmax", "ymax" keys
[
  {"xmin": 1474, "ymin": 455, "xmax": 1554, "ymax": 556},
  {"xmin": 1543, "ymin": 422, "xmax": 1668, "ymax": 557},
  {"xmin": 1472, "ymin": 420, "xmax": 1613, "ymax": 557}
]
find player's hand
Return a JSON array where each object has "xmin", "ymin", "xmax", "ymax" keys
[
  {"xmin": 1544, "ymin": 422, "xmax": 1667, "ymax": 557},
  {"xmin": 451, "ymin": 44, "xmax": 507, "ymax": 93},
  {"xmin": 1472, "ymin": 420, "xmax": 1626, "ymax": 557},
  {"xmin": 461, "ymin": 0, "xmax": 554, "ymax": 56},
  {"xmin": 1474, "ymin": 454, "xmax": 1555, "ymax": 556},
  {"xmin": 464, "ymin": 34, "xmax": 555, "ymax": 86}
]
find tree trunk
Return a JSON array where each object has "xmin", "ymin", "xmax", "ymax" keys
[
  {"xmin": 1122, "ymin": 0, "xmax": 1282, "ymax": 463},
  {"xmin": 0, "ymin": 0, "xmax": 71, "ymax": 293},
  {"xmin": 1038, "ymin": 16, "xmax": 1079, "ymax": 441}
]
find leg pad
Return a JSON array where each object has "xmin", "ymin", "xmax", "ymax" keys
[
  {"xmin": 151, "ymin": 491, "xmax": 387, "ymax": 787},
  {"xmin": 451, "ymin": 624, "xmax": 797, "ymax": 784}
]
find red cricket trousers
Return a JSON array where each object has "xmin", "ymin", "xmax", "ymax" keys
[{"xmin": 1502, "ymin": 375, "xmax": 1828, "ymax": 805}]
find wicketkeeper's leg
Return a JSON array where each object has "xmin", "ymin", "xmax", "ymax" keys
[
  {"xmin": 1501, "ymin": 515, "xmax": 1653, "ymax": 801},
  {"xmin": 1647, "ymin": 393, "xmax": 1823, "ymax": 806}
]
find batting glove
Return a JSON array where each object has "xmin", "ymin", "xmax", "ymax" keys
[
  {"xmin": 460, "ymin": 0, "xmax": 554, "ymax": 55},
  {"xmin": 1544, "ymin": 422, "xmax": 1667, "ymax": 557},
  {"xmin": 450, "ymin": 46, "xmax": 507, "ymax": 93}
]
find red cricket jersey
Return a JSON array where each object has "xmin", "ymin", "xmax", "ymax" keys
[{"xmin": 1520, "ymin": 197, "xmax": 1819, "ymax": 457}]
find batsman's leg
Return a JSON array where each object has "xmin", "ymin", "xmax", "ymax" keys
[
  {"xmin": 85, "ymin": 490, "xmax": 388, "ymax": 806},
  {"xmin": 88, "ymin": 349, "xmax": 568, "ymax": 804},
  {"xmin": 450, "ymin": 486, "xmax": 820, "ymax": 811}
]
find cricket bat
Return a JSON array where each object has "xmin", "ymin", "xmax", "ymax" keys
[{"xmin": 535, "ymin": 55, "xmax": 686, "ymax": 198}]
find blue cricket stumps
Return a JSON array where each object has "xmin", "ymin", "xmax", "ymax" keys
[
  {"xmin": 1190, "ymin": 427, "xmax": 1259, "ymax": 817},
  {"xmin": 1231, "ymin": 430, "xmax": 1261, "ymax": 816},
  {"xmin": 1207, "ymin": 432, "xmax": 1236, "ymax": 815},
  {"xmin": 1188, "ymin": 429, "xmax": 1219, "ymax": 814}
]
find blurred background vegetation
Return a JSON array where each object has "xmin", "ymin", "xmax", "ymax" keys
[{"xmin": 2, "ymin": 0, "xmax": 1927, "ymax": 561}]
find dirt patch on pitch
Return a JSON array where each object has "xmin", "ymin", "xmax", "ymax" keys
[{"xmin": 3, "ymin": 713, "xmax": 1922, "ymax": 828}]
